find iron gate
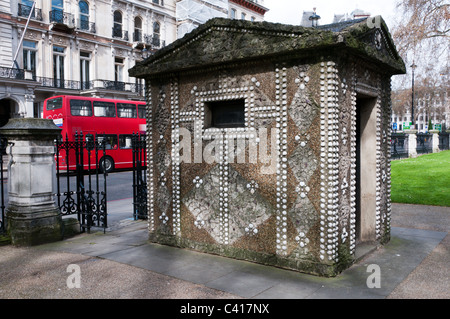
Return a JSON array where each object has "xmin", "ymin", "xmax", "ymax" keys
[
  {"xmin": 132, "ymin": 133, "xmax": 147, "ymax": 220},
  {"xmin": 55, "ymin": 132, "xmax": 108, "ymax": 233},
  {"xmin": 439, "ymin": 132, "xmax": 449, "ymax": 151},
  {"xmin": 391, "ymin": 133, "xmax": 409, "ymax": 159},
  {"xmin": 416, "ymin": 133, "xmax": 432, "ymax": 154}
]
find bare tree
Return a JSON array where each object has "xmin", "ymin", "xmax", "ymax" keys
[
  {"xmin": 390, "ymin": 0, "xmax": 449, "ymax": 130},
  {"xmin": 392, "ymin": 0, "xmax": 449, "ymax": 86}
]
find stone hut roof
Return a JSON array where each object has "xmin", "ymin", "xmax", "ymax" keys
[{"xmin": 129, "ymin": 17, "xmax": 405, "ymax": 79}]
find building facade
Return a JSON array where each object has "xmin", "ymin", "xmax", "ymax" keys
[
  {"xmin": 0, "ymin": 0, "xmax": 267, "ymax": 124},
  {"xmin": 176, "ymin": 0, "xmax": 267, "ymax": 39},
  {"xmin": 391, "ymin": 87, "xmax": 449, "ymax": 132}
]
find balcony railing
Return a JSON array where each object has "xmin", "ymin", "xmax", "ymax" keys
[
  {"xmin": 0, "ymin": 67, "xmax": 25, "ymax": 80},
  {"xmin": 38, "ymin": 77, "xmax": 144, "ymax": 95},
  {"xmin": 112, "ymin": 27, "xmax": 129, "ymax": 41},
  {"xmin": 0, "ymin": 70, "xmax": 144, "ymax": 96},
  {"xmin": 143, "ymin": 35, "xmax": 166, "ymax": 49},
  {"xmin": 133, "ymin": 29, "xmax": 143, "ymax": 43},
  {"xmin": 35, "ymin": 76, "xmax": 80, "ymax": 89},
  {"xmin": 18, "ymin": 3, "xmax": 43, "ymax": 21},
  {"xmin": 49, "ymin": 10, "xmax": 75, "ymax": 27},
  {"xmin": 77, "ymin": 20, "xmax": 96, "ymax": 33},
  {"xmin": 91, "ymin": 79, "xmax": 144, "ymax": 95}
]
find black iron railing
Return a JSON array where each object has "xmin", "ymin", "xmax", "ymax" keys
[
  {"xmin": 0, "ymin": 67, "xmax": 25, "ymax": 80},
  {"xmin": 55, "ymin": 132, "xmax": 108, "ymax": 233},
  {"xmin": 133, "ymin": 30, "xmax": 143, "ymax": 42},
  {"xmin": 416, "ymin": 133, "xmax": 433, "ymax": 154},
  {"xmin": 438, "ymin": 132, "xmax": 449, "ymax": 151},
  {"xmin": 34, "ymin": 76, "xmax": 80, "ymax": 90},
  {"xmin": 112, "ymin": 27, "xmax": 128, "ymax": 41},
  {"xmin": 49, "ymin": 10, "xmax": 74, "ymax": 26},
  {"xmin": 93, "ymin": 80, "xmax": 144, "ymax": 95},
  {"xmin": 132, "ymin": 133, "xmax": 147, "ymax": 220},
  {"xmin": 391, "ymin": 133, "xmax": 409, "ymax": 160},
  {"xmin": 1, "ymin": 70, "xmax": 144, "ymax": 96},
  {"xmin": 143, "ymin": 35, "xmax": 166, "ymax": 49},
  {"xmin": 78, "ymin": 20, "xmax": 96, "ymax": 33},
  {"xmin": 18, "ymin": 3, "xmax": 43, "ymax": 21}
]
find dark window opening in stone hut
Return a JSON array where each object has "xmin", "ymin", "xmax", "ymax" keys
[{"xmin": 205, "ymin": 99, "xmax": 245, "ymax": 128}]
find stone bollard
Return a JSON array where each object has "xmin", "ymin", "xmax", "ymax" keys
[
  {"xmin": 0, "ymin": 118, "xmax": 62, "ymax": 246},
  {"xmin": 404, "ymin": 129, "xmax": 417, "ymax": 158},
  {"xmin": 429, "ymin": 130, "xmax": 440, "ymax": 153}
]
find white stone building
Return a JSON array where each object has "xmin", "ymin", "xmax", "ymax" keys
[
  {"xmin": 0, "ymin": 0, "xmax": 267, "ymax": 124},
  {"xmin": 176, "ymin": 0, "xmax": 267, "ymax": 39},
  {"xmin": 391, "ymin": 87, "xmax": 449, "ymax": 132}
]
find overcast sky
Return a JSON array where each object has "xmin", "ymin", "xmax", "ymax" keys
[{"xmin": 263, "ymin": 0, "xmax": 400, "ymax": 30}]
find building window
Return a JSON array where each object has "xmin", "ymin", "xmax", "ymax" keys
[
  {"xmin": 97, "ymin": 135, "xmax": 118, "ymax": 150},
  {"xmin": 51, "ymin": 0, "xmax": 64, "ymax": 23},
  {"xmin": 205, "ymin": 100, "xmax": 245, "ymax": 128},
  {"xmin": 23, "ymin": 40, "xmax": 36, "ymax": 78},
  {"xmin": 230, "ymin": 8, "xmax": 236, "ymax": 19},
  {"xmin": 114, "ymin": 57, "xmax": 124, "ymax": 86},
  {"xmin": 241, "ymin": 12, "xmax": 246, "ymax": 20},
  {"xmin": 117, "ymin": 103, "xmax": 137, "ymax": 118},
  {"xmin": 19, "ymin": 0, "xmax": 36, "ymax": 19},
  {"xmin": 153, "ymin": 22, "xmax": 160, "ymax": 47},
  {"xmin": 79, "ymin": 0, "xmax": 89, "ymax": 30},
  {"xmin": 134, "ymin": 17, "xmax": 142, "ymax": 42},
  {"xmin": 93, "ymin": 101, "xmax": 116, "ymax": 117},
  {"xmin": 80, "ymin": 51, "xmax": 90, "ymax": 90},
  {"xmin": 251, "ymin": 16, "xmax": 256, "ymax": 22},
  {"xmin": 70, "ymin": 99, "xmax": 92, "ymax": 116},
  {"xmin": 53, "ymin": 45, "xmax": 65, "ymax": 88},
  {"xmin": 119, "ymin": 135, "xmax": 133, "ymax": 149},
  {"xmin": 113, "ymin": 10, "xmax": 122, "ymax": 38}
]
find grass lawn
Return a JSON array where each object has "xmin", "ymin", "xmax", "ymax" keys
[{"xmin": 390, "ymin": 150, "xmax": 450, "ymax": 207}]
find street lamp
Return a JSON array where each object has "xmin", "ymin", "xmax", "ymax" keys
[
  {"xmin": 142, "ymin": 45, "xmax": 150, "ymax": 59},
  {"xmin": 309, "ymin": 8, "xmax": 321, "ymax": 27},
  {"xmin": 411, "ymin": 61, "xmax": 417, "ymax": 128}
]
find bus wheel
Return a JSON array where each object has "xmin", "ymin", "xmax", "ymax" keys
[{"xmin": 99, "ymin": 156, "xmax": 114, "ymax": 173}]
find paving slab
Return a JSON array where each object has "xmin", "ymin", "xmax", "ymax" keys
[{"xmin": 34, "ymin": 219, "xmax": 446, "ymax": 299}]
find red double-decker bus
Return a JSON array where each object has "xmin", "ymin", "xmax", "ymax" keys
[{"xmin": 43, "ymin": 95, "xmax": 146, "ymax": 172}]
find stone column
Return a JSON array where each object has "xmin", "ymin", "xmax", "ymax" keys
[
  {"xmin": 429, "ymin": 129, "xmax": 440, "ymax": 153},
  {"xmin": 0, "ymin": 118, "xmax": 62, "ymax": 246},
  {"xmin": 404, "ymin": 129, "xmax": 417, "ymax": 158}
]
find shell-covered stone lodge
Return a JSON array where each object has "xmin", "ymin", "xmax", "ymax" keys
[{"xmin": 129, "ymin": 17, "xmax": 406, "ymax": 276}]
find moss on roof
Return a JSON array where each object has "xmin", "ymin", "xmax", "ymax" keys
[{"xmin": 129, "ymin": 17, "xmax": 405, "ymax": 78}]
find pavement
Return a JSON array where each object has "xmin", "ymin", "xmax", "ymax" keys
[{"xmin": 0, "ymin": 199, "xmax": 448, "ymax": 301}]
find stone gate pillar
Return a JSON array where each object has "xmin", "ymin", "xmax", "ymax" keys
[
  {"xmin": 0, "ymin": 118, "xmax": 62, "ymax": 246},
  {"xmin": 404, "ymin": 129, "xmax": 417, "ymax": 158},
  {"xmin": 429, "ymin": 130, "xmax": 439, "ymax": 153}
]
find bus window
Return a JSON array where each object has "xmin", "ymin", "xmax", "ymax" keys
[
  {"xmin": 85, "ymin": 134, "xmax": 94, "ymax": 143},
  {"xmin": 70, "ymin": 99, "xmax": 92, "ymax": 116},
  {"xmin": 47, "ymin": 97, "xmax": 63, "ymax": 110},
  {"xmin": 119, "ymin": 134, "xmax": 133, "ymax": 149},
  {"xmin": 93, "ymin": 101, "xmax": 116, "ymax": 117},
  {"xmin": 97, "ymin": 134, "xmax": 118, "ymax": 150},
  {"xmin": 117, "ymin": 103, "xmax": 137, "ymax": 118},
  {"xmin": 138, "ymin": 105, "xmax": 146, "ymax": 118}
]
